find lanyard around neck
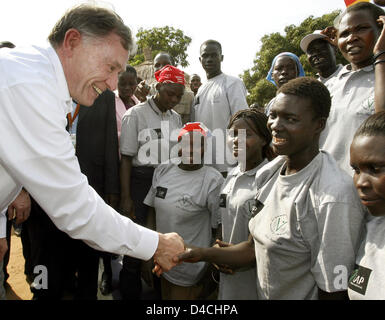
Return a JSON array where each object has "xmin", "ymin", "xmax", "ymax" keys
[{"xmin": 67, "ymin": 103, "xmax": 80, "ymax": 130}]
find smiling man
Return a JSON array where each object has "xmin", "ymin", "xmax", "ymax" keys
[
  {"xmin": 0, "ymin": 3, "xmax": 184, "ymax": 291},
  {"xmin": 300, "ymin": 30, "xmax": 343, "ymax": 87}
]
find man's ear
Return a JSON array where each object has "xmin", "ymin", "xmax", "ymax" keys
[
  {"xmin": 221, "ymin": 54, "xmax": 224, "ymax": 62},
  {"xmin": 155, "ymin": 82, "xmax": 162, "ymax": 91},
  {"xmin": 61, "ymin": 28, "xmax": 82, "ymax": 57},
  {"xmin": 315, "ymin": 117, "xmax": 327, "ymax": 134}
]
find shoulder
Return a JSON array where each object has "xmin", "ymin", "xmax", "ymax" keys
[
  {"xmin": 203, "ymin": 166, "xmax": 225, "ymax": 186},
  {"xmin": 0, "ymin": 45, "xmax": 56, "ymax": 89},
  {"xmin": 315, "ymin": 151, "xmax": 360, "ymax": 205}
]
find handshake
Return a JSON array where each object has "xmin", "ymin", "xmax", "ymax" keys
[
  {"xmin": 152, "ymin": 232, "xmax": 203, "ymax": 276},
  {"xmin": 152, "ymin": 232, "xmax": 186, "ymax": 276}
]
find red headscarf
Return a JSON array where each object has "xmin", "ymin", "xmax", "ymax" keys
[
  {"xmin": 154, "ymin": 65, "xmax": 185, "ymax": 85},
  {"xmin": 177, "ymin": 122, "xmax": 211, "ymax": 141}
]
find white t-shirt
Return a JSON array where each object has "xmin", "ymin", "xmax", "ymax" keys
[
  {"xmin": 191, "ymin": 73, "xmax": 248, "ymax": 172},
  {"xmin": 0, "ymin": 45, "xmax": 158, "ymax": 259},
  {"xmin": 120, "ymin": 98, "xmax": 182, "ymax": 167},
  {"xmin": 218, "ymin": 160, "xmax": 268, "ymax": 300},
  {"xmin": 249, "ymin": 151, "xmax": 365, "ymax": 299},
  {"xmin": 320, "ymin": 65, "xmax": 374, "ymax": 175},
  {"xmin": 348, "ymin": 216, "xmax": 385, "ymax": 300},
  {"xmin": 144, "ymin": 162, "xmax": 224, "ymax": 286}
]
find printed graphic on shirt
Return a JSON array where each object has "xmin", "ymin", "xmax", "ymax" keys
[
  {"xmin": 357, "ymin": 97, "xmax": 374, "ymax": 116},
  {"xmin": 270, "ymin": 214, "xmax": 288, "ymax": 236},
  {"xmin": 250, "ymin": 199, "xmax": 264, "ymax": 218},
  {"xmin": 219, "ymin": 194, "xmax": 227, "ymax": 208},
  {"xmin": 242, "ymin": 199, "xmax": 257, "ymax": 220},
  {"xmin": 176, "ymin": 195, "xmax": 194, "ymax": 210},
  {"xmin": 156, "ymin": 186, "xmax": 168, "ymax": 199},
  {"xmin": 348, "ymin": 265, "xmax": 372, "ymax": 296},
  {"xmin": 153, "ymin": 128, "xmax": 163, "ymax": 139}
]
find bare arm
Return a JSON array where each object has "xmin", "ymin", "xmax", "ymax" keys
[
  {"xmin": 176, "ymin": 234, "xmax": 255, "ymax": 269},
  {"xmin": 119, "ymin": 155, "xmax": 135, "ymax": 218},
  {"xmin": 374, "ymin": 16, "xmax": 385, "ymax": 113}
]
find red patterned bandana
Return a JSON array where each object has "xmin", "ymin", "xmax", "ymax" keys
[{"xmin": 155, "ymin": 65, "xmax": 185, "ymax": 85}]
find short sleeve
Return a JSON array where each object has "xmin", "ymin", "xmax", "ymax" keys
[
  {"xmin": 304, "ymin": 202, "xmax": 365, "ymax": 292},
  {"xmin": 120, "ymin": 109, "xmax": 139, "ymax": 156},
  {"xmin": 226, "ymin": 78, "xmax": 249, "ymax": 116}
]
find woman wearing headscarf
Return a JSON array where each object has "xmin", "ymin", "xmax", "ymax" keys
[
  {"xmin": 264, "ymin": 52, "xmax": 305, "ymax": 115},
  {"xmin": 119, "ymin": 65, "xmax": 184, "ymax": 299}
]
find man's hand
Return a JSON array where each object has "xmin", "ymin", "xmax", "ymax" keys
[
  {"xmin": 374, "ymin": 16, "xmax": 385, "ymax": 54},
  {"xmin": 321, "ymin": 26, "xmax": 338, "ymax": 47},
  {"xmin": 7, "ymin": 189, "xmax": 31, "ymax": 225},
  {"xmin": 153, "ymin": 232, "xmax": 184, "ymax": 276},
  {"xmin": 134, "ymin": 80, "xmax": 151, "ymax": 102},
  {"xmin": 0, "ymin": 238, "xmax": 8, "ymax": 262}
]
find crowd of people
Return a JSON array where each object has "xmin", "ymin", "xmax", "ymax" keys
[{"xmin": 1, "ymin": 0, "xmax": 385, "ymax": 301}]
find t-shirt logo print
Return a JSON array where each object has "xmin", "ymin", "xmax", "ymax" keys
[
  {"xmin": 270, "ymin": 214, "xmax": 288, "ymax": 235},
  {"xmin": 177, "ymin": 195, "xmax": 194, "ymax": 209}
]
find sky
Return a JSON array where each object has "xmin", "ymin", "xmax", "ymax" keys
[{"xmin": 0, "ymin": 0, "xmax": 349, "ymax": 80}]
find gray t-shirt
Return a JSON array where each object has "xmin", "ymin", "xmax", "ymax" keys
[
  {"xmin": 191, "ymin": 73, "xmax": 248, "ymax": 173},
  {"xmin": 218, "ymin": 160, "xmax": 267, "ymax": 300},
  {"xmin": 348, "ymin": 216, "xmax": 385, "ymax": 300},
  {"xmin": 144, "ymin": 162, "xmax": 224, "ymax": 286},
  {"xmin": 249, "ymin": 151, "xmax": 365, "ymax": 299},
  {"xmin": 120, "ymin": 98, "xmax": 182, "ymax": 167}
]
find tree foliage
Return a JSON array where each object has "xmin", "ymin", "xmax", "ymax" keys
[
  {"xmin": 129, "ymin": 26, "xmax": 192, "ymax": 68},
  {"xmin": 241, "ymin": 10, "xmax": 346, "ymax": 107}
]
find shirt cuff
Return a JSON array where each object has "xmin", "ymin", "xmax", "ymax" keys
[{"xmin": 126, "ymin": 225, "xmax": 159, "ymax": 261}]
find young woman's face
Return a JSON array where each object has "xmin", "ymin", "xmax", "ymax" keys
[
  {"xmin": 179, "ymin": 132, "xmax": 205, "ymax": 165},
  {"xmin": 118, "ymin": 72, "xmax": 137, "ymax": 100},
  {"xmin": 229, "ymin": 118, "xmax": 266, "ymax": 170},
  {"xmin": 337, "ymin": 9, "xmax": 380, "ymax": 70},
  {"xmin": 272, "ymin": 56, "xmax": 298, "ymax": 88},
  {"xmin": 350, "ymin": 135, "xmax": 385, "ymax": 216}
]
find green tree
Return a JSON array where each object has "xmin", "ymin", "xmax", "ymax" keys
[
  {"xmin": 242, "ymin": 10, "xmax": 345, "ymax": 107},
  {"xmin": 129, "ymin": 26, "xmax": 192, "ymax": 67}
]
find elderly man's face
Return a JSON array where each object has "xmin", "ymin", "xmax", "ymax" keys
[{"xmin": 66, "ymin": 32, "xmax": 128, "ymax": 106}]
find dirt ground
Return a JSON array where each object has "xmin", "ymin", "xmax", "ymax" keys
[{"xmin": 5, "ymin": 232, "xmax": 33, "ymax": 300}]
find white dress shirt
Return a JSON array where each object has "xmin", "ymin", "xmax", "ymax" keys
[{"xmin": 0, "ymin": 44, "xmax": 158, "ymax": 259}]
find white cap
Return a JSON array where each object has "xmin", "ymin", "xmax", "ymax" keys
[{"xmin": 300, "ymin": 30, "xmax": 328, "ymax": 53}]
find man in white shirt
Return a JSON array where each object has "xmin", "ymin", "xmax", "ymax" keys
[
  {"xmin": 191, "ymin": 40, "xmax": 249, "ymax": 175},
  {"xmin": 0, "ymin": 3, "xmax": 183, "ymax": 282}
]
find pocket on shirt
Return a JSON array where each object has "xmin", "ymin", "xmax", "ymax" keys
[{"xmin": 356, "ymin": 96, "xmax": 374, "ymax": 116}]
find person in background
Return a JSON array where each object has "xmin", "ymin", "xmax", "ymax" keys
[
  {"xmin": 348, "ymin": 111, "xmax": 385, "ymax": 299},
  {"xmin": 177, "ymin": 77, "xmax": 365, "ymax": 300},
  {"xmin": 119, "ymin": 65, "xmax": 184, "ymax": 299},
  {"xmin": 189, "ymin": 74, "xmax": 202, "ymax": 96},
  {"xmin": 300, "ymin": 30, "xmax": 343, "ymax": 88},
  {"xmin": 216, "ymin": 109, "xmax": 274, "ymax": 300},
  {"xmin": 264, "ymin": 52, "xmax": 305, "ymax": 115},
  {"xmin": 135, "ymin": 52, "xmax": 194, "ymax": 125},
  {"xmin": 144, "ymin": 122, "xmax": 223, "ymax": 300},
  {"xmin": 115, "ymin": 65, "xmax": 140, "ymax": 140},
  {"xmin": 192, "ymin": 39, "xmax": 249, "ymax": 176}
]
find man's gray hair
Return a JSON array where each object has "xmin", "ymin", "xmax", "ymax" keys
[{"xmin": 48, "ymin": 3, "xmax": 134, "ymax": 52}]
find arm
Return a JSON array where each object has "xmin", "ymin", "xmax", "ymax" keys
[
  {"xmin": 374, "ymin": 16, "xmax": 385, "ymax": 112},
  {"xmin": 119, "ymin": 155, "xmax": 135, "ymax": 218},
  {"xmin": 176, "ymin": 234, "xmax": 255, "ymax": 269}
]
